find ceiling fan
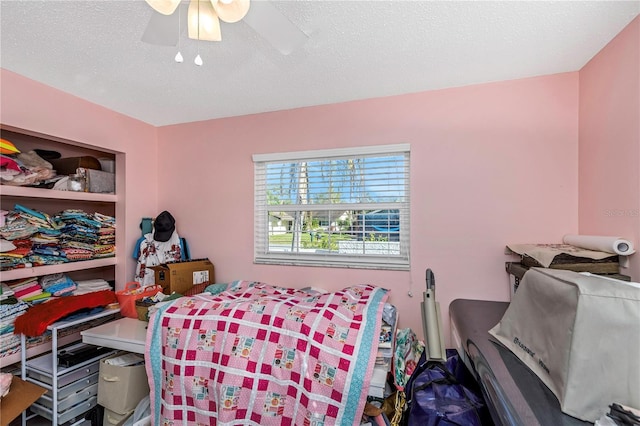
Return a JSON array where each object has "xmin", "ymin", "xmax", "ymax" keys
[{"xmin": 142, "ymin": 0, "xmax": 308, "ymax": 56}]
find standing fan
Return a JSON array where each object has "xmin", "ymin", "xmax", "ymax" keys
[{"xmin": 142, "ymin": 0, "xmax": 308, "ymax": 55}]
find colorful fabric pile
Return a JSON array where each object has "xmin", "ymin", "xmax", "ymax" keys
[
  {"xmin": 7, "ymin": 277, "xmax": 44, "ymax": 301},
  {"xmin": 0, "ymin": 296, "xmax": 29, "ymax": 357},
  {"xmin": 59, "ymin": 209, "xmax": 102, "ymax": 260},
  {"xmin": 0, "ymin": 274, "xmax": 115, "ymax": 361},
  {"xmin": 40, "ymin": 274, "xmax": 77, "ymax": 297},
  {"xmin": 0, "ymin": 206, "xmax": 115, "ymax": 270},
  {"xmin": 0, "ymin": 139, "xmax": 57, "ymax": 187}
]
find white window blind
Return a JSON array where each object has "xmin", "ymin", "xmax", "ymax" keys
[{"xmin": 253, "ymin": 144, "xmax": 410, "ymax": 270}]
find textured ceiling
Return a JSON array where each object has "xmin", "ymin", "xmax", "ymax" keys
[{"xmin": 1, "ymin": 1, "xmax": 639, "ymax": 127}]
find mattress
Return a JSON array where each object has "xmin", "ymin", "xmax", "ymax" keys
[{"xmin": 449, "ymin": 299, "xmax": 590, "ymax": 426}]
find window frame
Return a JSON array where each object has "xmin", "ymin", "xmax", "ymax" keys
[{"xmin": 253, "ymin": 144, "xmax": 410, "ymax": 270}]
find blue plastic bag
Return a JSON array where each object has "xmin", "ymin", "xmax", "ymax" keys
[{"xmin": 403, "ymin": 350, "xmax": 487, "ymax": 426}]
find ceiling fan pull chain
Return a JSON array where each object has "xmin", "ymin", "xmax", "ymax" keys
[
  {"xmin": 175, "ymin": 2, "xmax": 183, "ymax": 63},
  {"xmin": 195, "ymin": 0, "xmax": 203, "ymax": 66}
]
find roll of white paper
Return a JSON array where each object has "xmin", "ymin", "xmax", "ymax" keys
[{"xmin": 563, "ymin": 234, "xmax": 636, "ymax": 255}]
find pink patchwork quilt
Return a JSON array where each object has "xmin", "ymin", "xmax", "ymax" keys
[{"xmin": 145, "ymin": 281, "xmax": 389, "ymax": 426}]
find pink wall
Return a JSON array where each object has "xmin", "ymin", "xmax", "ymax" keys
[
  {"xmin": 0, "ymin": 69, "xmax": 159, "ymax": 284},
  {"xmin": 3, "ymin": 18, "xmax": 635, "ymax": 346},
  {"xmin": 578, "ymin": 16, "xmax": 640, "ymax": 280},
  {"xmin": 157, "ymin": 73, "xmax": 580, "ymax": 343}
]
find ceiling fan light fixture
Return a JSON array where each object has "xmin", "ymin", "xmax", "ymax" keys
[
  {"xmin": 145, "ymin": 0, "xmax": 181, "ymax": 16},
  {"xmin": 175, "ymin": 51, "xmax": 184, "ymax": 63},
  {"xmin": 188, "ymin": 0, "xmax": 222, "ymax": 41},
  {"xmin": 211, "ymin": 0, "xmax": 250, "ymax": 23}
]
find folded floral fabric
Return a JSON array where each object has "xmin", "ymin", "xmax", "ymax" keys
[
  {"xmin": 29, "ymin": 254, "xmax": 68, "ymax": 265},
  {"xmin": 61, "ymin": 248, "xmax": 93, "ymax": 261},
  {"xmin": 32, "ymin": 246, "xmax": 63, "ymax": 257},
  {"xmin": 51, "ymin": 286, "xmax": 75, "ymax": 297},
  {"xmin": 0, "ymin": 335, "xmax": 20, "ymax": 354},
  {"xmin": 0, "ymin": 218, "xmax": 37, "ymax": 240},
  {"xmin": 40, "ymin": 273, "xmax": 70, "ymax": 288},
  {"xmin": 40, "ymin": 273, "xmax": 77, "ymax": 294},
  {"xmin": 93, "ymin": 245, "xmax": 115, "ymax": 257},
  {"xmin": 0, "ymin": 299, "xmax": 28, "ymax": 322},
  {"xmin": 30, "ymin": 236, "xmax": 60, "ymax": 245},
  {"xmin": 1, "ymin": 247, "xmax": 31, "ymax": 258}
]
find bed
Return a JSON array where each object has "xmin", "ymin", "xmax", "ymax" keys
[{"xmin": 144, "ymin": 280, "xmax": 390, "ymax": 426}]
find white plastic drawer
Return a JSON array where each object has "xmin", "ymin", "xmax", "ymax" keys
[
  {"xmin": 38, "ymin": 382, "xmax": 98, "ymax": 411},
  {"xmin": 45, "ymin": 371, "xmax": 99, "ymax": 400},
  {"xmin": 28, "ymin": 359, "xmax": 101, "ymax": 387},
  {"xmin": 61, "ymin": 382, "xmax": 98, "ymax": 411},
  {"xmin": 58, "ymin": 395, "xmax": 98, "ymax": 425},
  {"xmin": 31, "ymin": 395, "xmax": 98, "ymax": 425}
]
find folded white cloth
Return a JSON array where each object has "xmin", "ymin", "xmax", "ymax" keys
[{"xmin": 0, "ymin": 238, "xmax": 16, "ymax": 252}]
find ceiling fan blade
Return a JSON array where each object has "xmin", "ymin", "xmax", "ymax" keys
[
  {"xmin": 145, "ymin": 0, "xmax": 181, "ymax": 16},
  {"xmin": 242, "ymin": 1, "xmax": 308, "ymax": 55},
  {"xmin": 213, "ymin": 0, "xmax": 250, "ymax": 24},
  {"xmin": 142, "ymin": 10, "xmax": 179, "ymax": 46},
  {"xmin": 188, "ymin": 0, "xmax": 221, "ymax": 41}
]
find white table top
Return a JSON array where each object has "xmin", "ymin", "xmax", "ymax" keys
[{"xmin": 81, "ymin": 317, "xmax": 148, "ymax": 354}]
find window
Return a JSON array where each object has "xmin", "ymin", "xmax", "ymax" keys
[{"xmin": 253, "ymin": 144, "xmax": 410, "ymax": 269}]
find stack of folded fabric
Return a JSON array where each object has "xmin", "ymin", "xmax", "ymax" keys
[
  {"xmin": 0, "ymin": 296, "xmax": 29, "ymax": 357},
  {"xmin": 31, "ymin": 225, "xmax": 63, "ymax": 260},
  {"xmin": 94, "ymin": 218, "xmax": 116, "ymax": 258},
  {"xmin": 0, "ymin": 239, "xmax": 31, "ymax": 269},
  {"xmin": 73, "ymin": 279, "xmax": 112, "ymax": 295},
  {"xmin": 58, "ymin": 209, "xmax": 101, "ymax": 260},
  {"xmin": 15, "ymin": 204, "xmax": 64, "ymax": 260},
  {"xmin": 40, "ymin": 273, "xmax": 76, "ymax": 297},
  {"xmin": 0, "ymin": 238, "xmax": 19, "ymax": 271},
  {"xmin": 0, "ymin": 283, "xmax": 14, "ymax": 301},
  {"xmin": 368, "ymin": 352, "xmax": 390, "ymax": 399},
  {"xmin": 0, "ymin": 218, "xmax": 36, "ymax": 269},
  {"xmin": 0, "ymin": 206, "xmax": 116, "ymax": 271},
  {"xmin": 3, "ymin": 205, "xmax": 67, "ymax": 267},
  {"xmin": 89, "ymin": 212, "xmax": 116, "ymax": 258},
  {"xmin": 0, "ymin": 214, "xmax": 38, "ymax": 241},
  {"xmin": 15, "ymin": 204, "xmax": 62, "ymax": 234},
  {"xmin": 7, "ymin": 277, "xmax": 44, "ymax": 301}
]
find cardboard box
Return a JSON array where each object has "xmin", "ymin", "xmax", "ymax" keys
[
  {"xmin": 97, "ymin": 352, "xmax": 149, "ymax": 415},
  {"xmin": 0, "ymin": 376, "xmax": 47, "ymax": 426},
  {"xmin": 50, "ymin": 156, "xmax": 102, "ymax": 175},
  {"xmin": 151, "ymin": 259, "xmax": 215, "ymax": 295}
]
